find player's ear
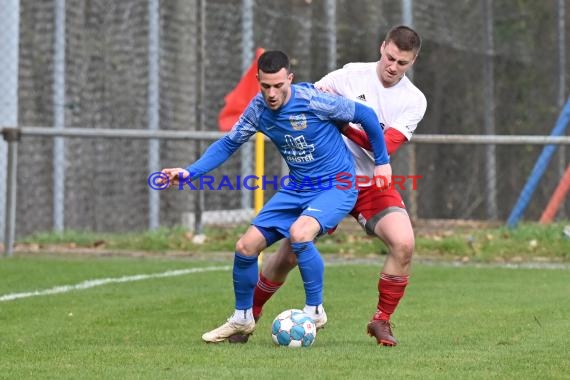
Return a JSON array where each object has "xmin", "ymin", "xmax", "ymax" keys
[{"xmin": 288, "ymin": 72, "xmax": 294, "ymax": 82}]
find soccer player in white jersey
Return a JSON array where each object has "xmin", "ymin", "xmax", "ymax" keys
[
  {"xmin": 234, "ymin": 26, "xmax": 427, "ymax": 346},
  {"xmin": 159, "ymin": 50, "xmax": 391, "ymax": 343}
]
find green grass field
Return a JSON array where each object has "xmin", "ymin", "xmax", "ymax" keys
[{"xmin": 1, "ymin": 255, "xmax": 569, "ymax": 379}]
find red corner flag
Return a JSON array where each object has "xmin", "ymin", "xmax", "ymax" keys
[{"xmin": 218, "ymin": 48, "xmax": 265, "ymax": 131}]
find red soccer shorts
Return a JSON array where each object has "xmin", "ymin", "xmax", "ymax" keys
[{"xmin": 349, "ymin": 186, "xmax": 407, "ymax": 235}]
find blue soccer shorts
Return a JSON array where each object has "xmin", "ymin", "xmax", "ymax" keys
[{"xmin": 252, "ymin": 185, "xmax": 357, "ymax": 245}]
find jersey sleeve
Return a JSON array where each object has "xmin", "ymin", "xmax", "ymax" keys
[
  {"xmin": 308, "ymin": 88, "xmax": 389, "ymax": 165},
  {"xmin": 314, "ymin": 68, "xmax": 344, "ymax": 95},
  {"xmin": 185, "ymin": 96, "xmax": 262, "ymax": 179},
  {"xmin": 185, "ymin": 136, "xmax": 242, "ymax": 180},
  {"xmin": 352, "ymin": 102, "xmax": 389, "ymax": 165},
  {"xmin": 343, "ymin": 126, "xmax": 407, "ymax": 155},
  {"xmin": 389, "ymin": 92, "xmax": 427, "ymax": 140}
]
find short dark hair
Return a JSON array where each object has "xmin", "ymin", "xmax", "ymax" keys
[
  {"xmin": 257, "ymin": 50, "xmax": 291, "ymax": 74},
  {"xmin": 385, "ymin": 25, "xmax": 421, "ymax": 56}
]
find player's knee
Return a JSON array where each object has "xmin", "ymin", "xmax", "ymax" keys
[
  {"xmin": 279, "ymin": 253, "xmax": 298, "ymax": 271},
  {"xmin": 289, "ymin": 226, "xmax": 312, "ymax": 243},
  {"xmin": 235, "ymin": 237, "xmax": 257, "ymax": 256},
  {"xmin": 390, "ymin": 239, "xmax": 415, "ymax": 266},
  {"xmin": 289, "ymin": 219, "xmax": 319, "ymax": 242}
]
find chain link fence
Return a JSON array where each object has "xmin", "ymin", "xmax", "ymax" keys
[
  {"xmin": 0, "ymin": 0, "xmax": 20, "ymax": 242},
  {"xmin": 1, "ymin": 0, "xmax": 569, "ymax": 241}
]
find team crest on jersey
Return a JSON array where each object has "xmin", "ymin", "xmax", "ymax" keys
[{"xmin": 289, "ymin": 114, "xmax": 307, "ymax": 130}]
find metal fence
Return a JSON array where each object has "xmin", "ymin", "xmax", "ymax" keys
[
  {"xmin": 0, "ymin": 0, "xmax": 569, "ymax": 246},
  {"xmin": 3, "ymin": 126, "xmax": 570, "ymax": 256}
]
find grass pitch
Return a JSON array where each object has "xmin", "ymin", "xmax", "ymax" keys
[{"xmin": 1, "ymin": 255, "xmax": 569, "ymax": 379}]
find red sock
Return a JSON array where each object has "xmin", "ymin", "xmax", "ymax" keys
[
  {"xmin": 373, "ymin": 273, "xmax": 409, "ymax": 321},
  {"xmin": 252, "ymin": 272, "xmax": 283, "ymax": 318}
]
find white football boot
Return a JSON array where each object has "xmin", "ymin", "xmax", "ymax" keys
[
  {"xmin": 202, "ymin": 316, "xmax": 256, "ymax": 343},
  {"xmin": 303, "ymin": 304, "xmax": 328, "ymax": 330}
]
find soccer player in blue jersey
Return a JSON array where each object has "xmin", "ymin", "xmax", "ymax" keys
[
  {"xmin": 159, "ymin": 50, "xmax": 391, "ymax": 343},
  {"xmin": 233, "ymin": 26, "xmax": 426, "ymax": 347}
]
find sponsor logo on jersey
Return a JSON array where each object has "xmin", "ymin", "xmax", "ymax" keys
[
  {"xmin": 357, "ymin": 94, "xmax": 367, "ymax": 101},
  {"xmin": 289, "ymin": 114, "xmax": 308, "ymax": 130},
  {"xmin": 282, "ymin": 134, "xmax": 315, "ymax": 163}
]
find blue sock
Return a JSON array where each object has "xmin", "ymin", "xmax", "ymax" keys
[
  {"xmin": 291, "ymin": 241, "xmax": 324, "ymax": 306},
  {"xmin": 233, "ymin": 252, "xmax": 259, "ymax": 310}
]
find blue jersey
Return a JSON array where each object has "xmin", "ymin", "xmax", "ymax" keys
[{"xmin": 186, "ymin": 83, "xmax": 389, "ymax": 187}]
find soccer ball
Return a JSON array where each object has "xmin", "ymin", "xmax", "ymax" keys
[{"xmin": 271, "ymin": 309, "xmax": 317, "ymax": 347}]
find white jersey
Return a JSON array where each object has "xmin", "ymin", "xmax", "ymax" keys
[{"xmin": 315, "ymin": 62, "xmax": 427, "ymax": 186}]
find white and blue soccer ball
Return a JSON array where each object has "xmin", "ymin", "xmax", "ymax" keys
[{"xmin": 271, "ymin": 309, "xmax": 317, "ymax": 348}]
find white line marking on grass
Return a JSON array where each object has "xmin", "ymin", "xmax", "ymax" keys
[
  {"xmin": 2, "ymin": 259, "xmax": 566, "ymax": 303},
  {"xmin": 0, "ymin": 265, "xmax": 231, "ymax": 302}
]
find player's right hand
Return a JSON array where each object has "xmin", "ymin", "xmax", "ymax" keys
[
  {"xmin": 159, "ymin": 168, "xmax": 190, "ymax": 188},
  {"xmin": 373, "ymin": 163, "xmax": 392, "ymax": 191}
]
